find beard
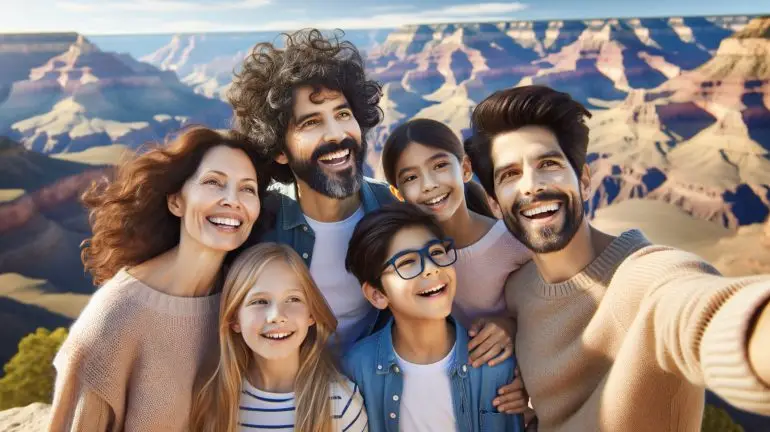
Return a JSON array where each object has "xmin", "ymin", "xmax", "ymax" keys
[
  {"xmin": 502, "ymin": 189, "xmax": 584, "ymax": 254},
  {"xmin": 287, "ymin": 137, "xmax": 366, "ymax": 199}
]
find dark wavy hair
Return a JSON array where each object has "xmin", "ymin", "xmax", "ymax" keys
[
  {"xmin": 467, "ymin": 85, "xmax": 592, "ymax": 198},
  {"xmin": 228, "ymin": 28, "xmax": 383, "ymax": 183},
  {"xmin": 80, "ymin": 126, "xmax": 271, "ymax": 286}
]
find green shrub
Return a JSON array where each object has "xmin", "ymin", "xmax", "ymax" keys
[
  {"xmin": 702, "ymin": 404, "xmax": 744, "ymax": 432},
  {"xmin": 0, "ymin": 327, "xmax": 68, "ymax": 410}
]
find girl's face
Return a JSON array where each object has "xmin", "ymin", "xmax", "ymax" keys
[
  {"xmin": 232, "ymin": 260, "xmax": 315, "ymax": 361},
  {"xmin": 394, "ymin": 142, "xmax": 470, "ymax": 222},
  {"xmin": 169, "ymin": 145, "xmax": 261, "ymax": 252}
]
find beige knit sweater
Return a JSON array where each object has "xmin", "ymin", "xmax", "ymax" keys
[
  {"xmin": 507, "ymin": 230, "xmax": 770, "ymax": 432},
  {"xmin": 48, "ymin": 269, "xmax": 220, "ymax": 432}
]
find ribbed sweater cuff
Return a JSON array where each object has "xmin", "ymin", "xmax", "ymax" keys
[{"xmin": 701, "ymin": 283, "xmax": 770, "ymax": 416}]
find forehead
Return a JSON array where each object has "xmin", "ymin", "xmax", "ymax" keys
[
  {"xmin": 292, "ymin": 85, "xmax": 347, "ymax": 113},
  {"xmin": 490, "ymin": 125, "xmax": 563, "ymax": 167},
  {"xmin": 246, "ymin": 260, "xmax": 302, "ymax": 296},
  {"xmin": 396, "ymin": 142, "xmax": 452, "ymax": 168},
  {"xmin": 387, "ymin": 225, "xmax": 439, "ymax": 258},
  {"xmin": 196, "ymin": 145, "xmax": 256, "ymax": 178}
]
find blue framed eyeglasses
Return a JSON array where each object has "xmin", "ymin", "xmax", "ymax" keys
[{"xmin": 381, "ymin": 238, "xmax": 457, "ymax": 280}]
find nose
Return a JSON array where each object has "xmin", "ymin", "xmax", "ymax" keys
[
  {"xmin": 421, "ymin": 171, "xmax": 439, "ymax": 193},
  {"xmin": 266, "ymin": 303, "xmax": 288, "ymax": 324},
  {"xmin": 323, "ymin": 117, "xmax": 346, "ymax": 144},
  {"xmin": 519, "ymin": 169, "xmax": 545, "ymax": 197},
  {"xmin": 421, "ymin": 256, "xmax": 440, "ymax": 278},
  {"xmin": 220, "ymin": 184, "xmax": 243, "ymax": 210}
]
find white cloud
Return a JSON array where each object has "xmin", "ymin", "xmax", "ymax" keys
[
  {"xmin": 439, "ymin": 2, "xmax": 529, "ymax": 16},
  {"xmin": 57, "ymin": 0, "xmax": 270, "ymax": 12}
]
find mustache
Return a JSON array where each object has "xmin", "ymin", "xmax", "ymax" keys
[
  {"xmin": 512, "ymin": 190, "xmax": 569, "ymax": 214},
  {"xmin": 311, "ymin": 138, "xmax": 359, "ymax": 162}
]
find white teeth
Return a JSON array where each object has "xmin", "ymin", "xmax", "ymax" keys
[
  {"xmin": 318, "ymin": 149, "xmax": 350, "ymax": 161},
  {"xmin": 208, "ymin": 217, "xmax": 242, "ymax": 227},
  {"xmin": 262, "ymin": 332, "xmax": 293, "ymax": 340},
  {"xmin": 522, "ymin": 203, "xmax": 560, "ymax": 217},
  {"xmin": 424, "ymin": 193, "xmax": 449, "ymax": 205},
  {"xmin": 418, "ymin": 284, "xmax": 446, "ymax": 295}
]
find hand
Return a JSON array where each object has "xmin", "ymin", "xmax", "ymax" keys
[
  {"xmin": 748, "ymin": 299, "xmax": 770, "ymax": 386},
  {"xmin": 493, "ymin": 367, "xmax": 529, "ymax": 414},
  {"xmin": 468, "ymin": 316, "xmax": 515, "ymax": 368}
]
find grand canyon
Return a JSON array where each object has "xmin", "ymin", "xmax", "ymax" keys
[{"xmin": 1, "ymin": 14, "xmax": 769, "ymax": 429}]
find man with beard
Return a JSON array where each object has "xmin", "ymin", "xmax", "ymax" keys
[
  {"xmin": 229, "ymin": 29, "xmax": 396, "ymax": 348},
  {"xmin": 465, "ymin": 85, "xmax": 770, "ymax": 431}
]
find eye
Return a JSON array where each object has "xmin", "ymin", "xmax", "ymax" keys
[
  {"xmin": 430, "ymin": 248, "xmax": 446, "ymax": 257},
  {"xmin": 241, "ymin": 185, "xmax": 257, "ymax": 194},
  {"xmin": 249, "ymin": 298, "xmax": 268, "ymax": 306},
  {"xmin": 301, "ymin": 118, "xmax": 319, "ymax": 128},
  {"xmin": 434, "ymin": 161, "xmax": 450, "ymax": 170},
  {"xmin": 401, "ymin": 174, "xmax": 417, "ymax": 184},
  {"xmin": 337, "ymin": 110, "xmax": 352, "ymax": 120},
  {"xmin": 498, "ymin": 170, "xmax": 519, "ymax": 183},
  {"xmin": 396, "ymin": 258, "xmax": 416, "ymax": 269},
  {"xmin": 287, "ymin": 296, "xmax": 303, "ymax": 303},
  {"xmin": 541, "ymin": 160, "xmax": 560, "ymax": 168},
  {"xmin": 203, "ymin": 178, "xmax": 222, "ymax": 187}
]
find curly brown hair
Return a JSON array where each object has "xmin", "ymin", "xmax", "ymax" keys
[
  {"xmin": 228, "ymin": 28, "xmax": 383, "ymax": 183},
  {"xmin": 80, "ymin": 126, "xmax": 272, "ymax": 286}
]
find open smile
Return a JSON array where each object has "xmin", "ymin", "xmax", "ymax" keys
[
  {"xmin": 317, "ymin": 148, "xmax": 353, "ymax": 170},
  {"xmin": 420, "ymin": 192, "xmax": 450, "ymax": 209},
  {"xmin": 417, "ymin": 283, "xmax": 447, "ymax": 298},
  {"xmin": 519, "ymin": 202, "xmax": 562, "ymax": 220},
  {"xmin": 260, "ymin": 331, "xmax": 295, "ymax": 341},
  {"xmin": 206, "ymin": 215, "xmax": 244, "ymax": 232}
]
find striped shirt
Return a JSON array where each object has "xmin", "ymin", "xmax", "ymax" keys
[{"xmin": 239, "ymin": 376, "xmax": 368, "ymax": 431}]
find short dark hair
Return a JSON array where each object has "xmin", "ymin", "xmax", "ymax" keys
[
  {"xmin": 381, "ymin": 118, "xmax": 493, "ymax": 218},
  {"xmin": 467, "ymin": 85, "xmax": 592, "ymax": 198},
  {"xmin": 228, "ymin": 28, "xmax": 383, "ymax": 183},
  {"xmin": 345, "ymin": 202, "xmax": 445, "ymax": 290}
]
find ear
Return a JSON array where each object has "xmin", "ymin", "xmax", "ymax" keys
[
  {"xmin": 488, "ymin": 195, "xmax": 503, "ymax": 220},
  {"xmin": 461, "ymin": 155, "xmax": 473, "ymax": 183},
  {"xmin": 167, "ymin": 192, "xmax": 184, "ymax": 218},
  {"xmin": 275, "ymin": 152, "xmax": 289, "ymax": 165},
  {"xmin": 362, "ymin": 282, "xmax": 389, "ymax": 310},
  {"xmin": 231, "ymin": 321, "xmax": 242, "ymax": 333},
  {"xmin": 579, "ymin": 163, "xmax": 591, "ymax": 200},
  {"xmin": 307, "ymin": 315, "xmax": 316, "ymax": 326}
]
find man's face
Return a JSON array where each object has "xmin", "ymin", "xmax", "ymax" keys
[
  {"xmin": 281, "ymin": 86, "xmax": 365, "ymax": 199},
  {"xmin": 489, "ymin": 125, "xmax": 588, "ymax": 254}
]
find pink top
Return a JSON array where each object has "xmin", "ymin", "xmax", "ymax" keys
[{"xmin": 452, "ymin": 220, "xmax": 532, "ymax": 326}]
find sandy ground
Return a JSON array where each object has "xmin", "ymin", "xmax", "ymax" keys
[
  {"xmin": 0, "ymin": 403, "xmax": 50, "ymax": 432},
  {"xmin": 592, "ymin": 198, "xmax": 770, "ymax": 277}
]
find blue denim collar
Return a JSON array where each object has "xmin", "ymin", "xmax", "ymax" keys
[
  {"xmin": 374, "ymin": 316, "xmax": 470, "ymax": 378},
  {"xmin": 274, "ymin": 178, "xmax": 384, "ymax": 231}
]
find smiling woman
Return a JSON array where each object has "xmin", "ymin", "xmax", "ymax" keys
[{"xmin": 47, "ymin": 125, "xmax": 273, "ymax": 432}]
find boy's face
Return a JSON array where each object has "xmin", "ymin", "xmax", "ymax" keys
[{"xmin": 371, "ymin": 225, "xmax": 456, "ymax": 321}]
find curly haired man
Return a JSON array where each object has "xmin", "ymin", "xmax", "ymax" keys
[{"xmin": 230, "ymin": 29, "xmax": 396, "ymax": 348}]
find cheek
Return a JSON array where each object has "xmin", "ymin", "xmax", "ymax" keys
[{"xmin": 400, "ymin": 182, "xmax": 423, "ymax": 203}]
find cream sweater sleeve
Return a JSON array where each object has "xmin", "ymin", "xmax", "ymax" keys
[
  {"xmin": 48, "ymin": 370, "xmax": 114, "ymax": 432},
  {"xmin": 615, "ymin": 245, "xmax": 770, "ymax": 416}
]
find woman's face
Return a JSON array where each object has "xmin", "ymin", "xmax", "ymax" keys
[
  {"xmin": 233, "ymin": 260, "xmax": 314, "ymax": 362},
  {"xmin": 394, "ymin": 142, "xmax": 469, "ymax": 222},
  {"xmin": 169, "ymin": 145, "xmax": 261, "ymax": 252}
]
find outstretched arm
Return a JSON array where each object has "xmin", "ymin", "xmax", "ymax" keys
[{"xmin": 617, "ymin": 247, "xmax": 770, "ymax": 416}]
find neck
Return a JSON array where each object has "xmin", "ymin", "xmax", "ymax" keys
[
  {"xmin": 441, "ymin": 205, "xmax": 496, "ymax": 248},
  {"xmin": 392, "ymin": 317, "xmax": 455, "ymax": 364},
  {"xmin": 129, "ymin": 234, "xmax": 225, "ymax": 297},
  {"xmin": 533, "ymin": 221, "xmax": 615, "ymax": 283},
  {"xmin": 295, "ymin": 179, "xmax": 361, "ymax": 222},
  {"xmin": 249, "ymin": 352, "xmax": 301, "ymax": 394}
]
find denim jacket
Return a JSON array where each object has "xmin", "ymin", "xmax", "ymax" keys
[
  {"xmin": 253, "ymin": 177, "xmax": 397, "ymax": 347},
  {"xmin": 343, "ymin": 317, "xmax": 524, "ymax": 432}
]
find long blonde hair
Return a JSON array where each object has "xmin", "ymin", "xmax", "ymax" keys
[{"xmin": 190, "ymin": 243, "xmax": 340, "ymax": 432}]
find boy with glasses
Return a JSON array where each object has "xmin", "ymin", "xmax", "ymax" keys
[{"xmin": 344, "ymin": 202, "xmax": 525, "ymax": 432}]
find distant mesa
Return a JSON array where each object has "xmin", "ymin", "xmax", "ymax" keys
[{"xmin": 0, "ymin": 33, "xmax": 231, "ymax": 154}]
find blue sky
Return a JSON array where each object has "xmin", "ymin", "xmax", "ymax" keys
[{"xmin": 3, "ymin": 0, "xmax": 768, "ymax": 35}]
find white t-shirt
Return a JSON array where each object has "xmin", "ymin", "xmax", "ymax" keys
[
  {"xmin": 305, "ymin": 206, "xmax": 370, "ymax": 345},
  {"xmin": 395, "ymin": 343, "xmax": 458, "ymax": 432},
  {"xmin": 453, "ymin": 220, "xmax": 532, "ymax": 327},
  {"xmin": 238, "ymin": 376, "xmax": 368, "ymax": 431}
]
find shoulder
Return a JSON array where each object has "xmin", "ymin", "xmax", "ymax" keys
[
  {"xmin": 503, "ymin": 260, "xmax": 539, "ymax": 315},
  {"xmin": 331, "ymin": 376, "xmax": 368, "ymax": 430},
  {"xmin": 344, "ymin": 330, "xmax": 380, "ymax": 370},
  {"xmin": 364, "ymin": 177, "xmax": 398, "ymax": 204}
]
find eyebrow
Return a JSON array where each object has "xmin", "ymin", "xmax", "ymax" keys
[
  {"xmin": 396, "ymin": 152, "xmax": 449, "ymax": 179},
  {"xmin": 204, "ymin": 170, "xmax": 257, "ymax": 183},
  {"xmin": 294, "ymin": 102, "xmax": 351, "ymax": 126}
]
